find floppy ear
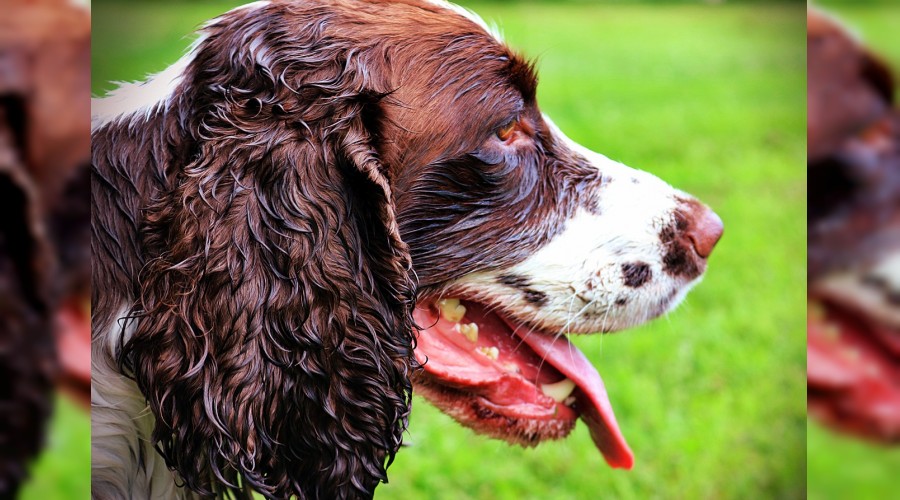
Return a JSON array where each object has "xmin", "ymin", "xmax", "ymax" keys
[
  {"xmin": 0, "ymin": 96, "xmax": 55, "ymax": 495},
  {"xmin": 119, "ymin": 15, "xmax": 417, "ymax": 499}
]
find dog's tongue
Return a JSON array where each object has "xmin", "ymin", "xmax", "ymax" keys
[{"xmin": 515, "ymin": 326, "xmax": 634, "ymax": 469}]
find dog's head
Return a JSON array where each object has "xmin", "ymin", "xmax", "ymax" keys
[
  {"xmin": 807, "ymin": 9, "xmax": 900, "ymax": 443},
  {"xmin": 92, "ymin": 0, "xmax": 721, "ymax": 496}
]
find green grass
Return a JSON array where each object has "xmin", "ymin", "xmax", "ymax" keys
[
  {"xmin": 18, "ymin": 397, "xmax": 91, "ymax": 499},
  {"xmin": 807, "ymin": 4, "xmax": 900, "ymax": 499},
  {"xmin": 92, "ymin": 1, "xmax": 806, "ymax": 498}
]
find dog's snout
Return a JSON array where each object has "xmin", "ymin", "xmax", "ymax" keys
[{"xmin": 685, "ymin": 203, "xmax": 723, "ymax": 258}]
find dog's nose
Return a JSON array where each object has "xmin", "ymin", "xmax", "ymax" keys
[{"xmin": 686, "ymin": 204, "xmax": 723, "ymax": 258}]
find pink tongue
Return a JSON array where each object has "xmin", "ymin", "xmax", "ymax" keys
[{"xmin": 517, "ymin": 328, "xmax": 634, "ymax": 469}]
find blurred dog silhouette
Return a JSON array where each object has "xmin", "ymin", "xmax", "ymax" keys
[
  {"xmin": 0, "ymin": 0, "xmax": 90, "ymax": 495},
  {"xmin": 807, "ymin": 8, "xmax": 900, "ymax": 444}
]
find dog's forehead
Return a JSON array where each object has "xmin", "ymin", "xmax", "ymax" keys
[
  {"xmin": 257, "ymin": 0, "xmax": 536, "ymax": 107},
  {"xmin": 353, "ymin": 3, "xmax": 538, "ymax": 166}
]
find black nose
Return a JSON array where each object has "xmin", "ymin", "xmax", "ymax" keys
[{"xmin": 685, "ymin": 203, "xmax": 723, "ymax": 258}]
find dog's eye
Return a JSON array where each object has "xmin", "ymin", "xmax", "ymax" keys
[{"xmin": 496, "ymin": 119, "xmax": 518, "ymax": 142}]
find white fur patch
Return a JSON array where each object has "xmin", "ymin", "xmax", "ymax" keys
[
  {"xmin": 425, "ymin": 0, "xmax": 504, "ymax": 42},
  {"xmin": 91, "ymin": 38, "xmax": 201, "ymax": 131},
  {"xmin": 91, "ymin": 307, "xmax": 188, "ymax": 498}
]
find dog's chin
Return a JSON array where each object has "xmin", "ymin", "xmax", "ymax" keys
[{"xmin": 411, "ymin": 297, "xmax": 635, "ymax": 469}]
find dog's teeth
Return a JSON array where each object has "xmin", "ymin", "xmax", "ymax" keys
[
  {"xmin": 438, "ymin": 298, "xmax": 466, "ymax": 323},
  {"xmin": 501, "ymin": 362, "xmax": 520, "ymax": 374},
  {"xmin": 540, "ymin": 378, "xmax": 576, "ymax": 403},
  {"xmin": 457, "ymin": 322, "xmax": 479, "ymax": 343},
  {"xmin": 563, "ymin": 396, "xmax": 576, "ymax": 407},
  {"xmin": 476, "ymin": 346, "xmax": 499, "ymax": 360}
]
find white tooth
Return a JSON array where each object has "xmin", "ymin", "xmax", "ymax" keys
[
  {"xmin": 501, "ymin": 362, "xmax": 520, "ymax": 374},
  {"xmin": 563, "ymin": 396, "xmax": 576, "ymax": 407},
  {"xmin": 540, "ymin": 378, "xmax": 576, "ymax": 403},
  {"xmin": 476, "ymin": 346, "xmax": 499, "ymax": 360},
  {"xmin": 438, "ymin": 298, "xmax": 466, "ymax": 323},
  {"xmin": 457, "ymin": 322, "xmax": 479, "ymax": 343}
]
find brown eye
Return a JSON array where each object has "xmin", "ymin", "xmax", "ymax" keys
[{"xmin": 496, "ymin": 119, "xmax": 517, "ymax": 141}]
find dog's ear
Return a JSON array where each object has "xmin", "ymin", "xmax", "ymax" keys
[
  {"xmin": 119, "ymin": 9, "xmax": 417, "ymax": 498},
  {"xmin": 0, "ymin": 95, "xmax": 55, "ymax": 495}
]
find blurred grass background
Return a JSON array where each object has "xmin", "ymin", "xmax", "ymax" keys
[
  {"xmin": 808, "ymin": 3, "xmax": 900, "ymax": 499},
  {"xmin": 88, "ymin": 0, "xmax": 805, "ymax": 498},
  {"xmin": 18, "ymin": 397, "xmax": 90, "ymax": 499}
]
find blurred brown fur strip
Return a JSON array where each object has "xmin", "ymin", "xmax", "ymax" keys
[
  {"xmin": 0, "ymin": 0, "xmax": 90, "ymax": 495},
  {"xmin": 808, "ymin": 9, "xmax": 900, "ymax": 279},
  {"xmin": 808, "ymin": 10, "xmax": 894, "ymax": 165},
  {"xmin": 807, "ymin": 8, "xmax": 900, "ymax": 444}
]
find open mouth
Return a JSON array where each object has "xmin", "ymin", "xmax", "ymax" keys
[
  {"xmin": 412, "ymin": 297, "xmax": 634, "ymax": 469},
  {"xmin": 808, "ymin": 274, "xmax": 900, "ymax": 441}
]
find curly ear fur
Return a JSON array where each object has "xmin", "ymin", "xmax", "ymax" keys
[{"xmin": 118, "ymin": 6, "xmax": 417, "ymax": 499}]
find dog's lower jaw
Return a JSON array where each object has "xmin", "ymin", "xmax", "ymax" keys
[{"xmin": 412, "ymin": 376, "xmax": 578, "ymax": 445}]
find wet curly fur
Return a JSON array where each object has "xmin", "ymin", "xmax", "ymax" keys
[
  {"xmin": 92, "ymin": 3, "xmax": 424, "ymax": 498},
  {"xmin": 120, "ymin": 75, "xmax": 417, "ymax": 497}
]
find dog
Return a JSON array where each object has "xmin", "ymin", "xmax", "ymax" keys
[
  {"xmin": 0, "ymin": 0, "xmax": 91, "ymax": 495},
  {"xmin": 91, "ymin": 1, "xmax": 723, "ymax": 497},
  {"xmin": 807, "ymin": 8, "xmax": 900, "ymax": 444}
]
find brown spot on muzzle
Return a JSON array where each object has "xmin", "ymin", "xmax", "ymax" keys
[
  {"xmin": 499, "ymin": 273, "xmax": 549, "ymax": 307},
  {"xmin": 662, "ymin": 242, "xmax": 700, "ymax": 279},
  {"xmin": 523, "ymin": 289, "xmax": 548, "ymax": 307},
  {"xmin": 621, "ymin": 262, "xmax": 652, "ymax": 288},
  {"xmin": 660, "ymin": 209, "xmax": 701, "ymax": 279}
]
